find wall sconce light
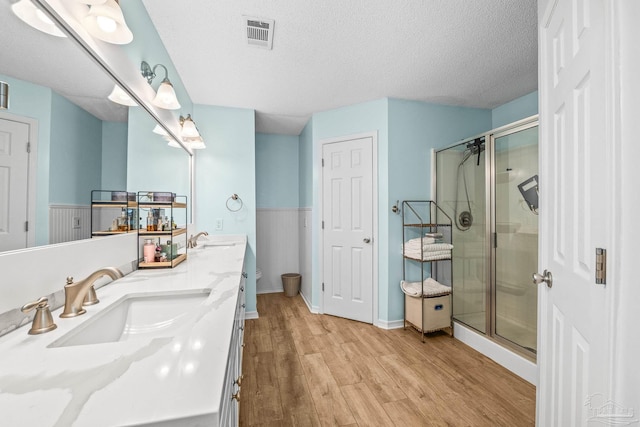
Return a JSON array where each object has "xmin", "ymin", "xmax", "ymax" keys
[
  {"xmin": 81, "ymin": 0, "xmax": 133, "ymax": 45},
  {"xmin": 107, "ymin": 84, "xmax": 137, "ymax": 106},
  {"xmin": 141, "ymin": 61, "xmax": 181, "ymax": 110},
  {"xmin": 152, "ymin": 124, "xmax": 168, "ymax": 136},
  {"xmin": 180, "ymin": 114, "xmax": 199, "ymax": 138},
  {"xmin": 0, "ymin": 82, "xmax": 9, "ymax": 110},
  {"xmin": 11, "ymin": 0, "xmax": 67, "ymax": 38}
]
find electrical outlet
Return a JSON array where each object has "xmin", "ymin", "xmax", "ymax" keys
[
  {"xmin": 72, "ymin": 216, "xmax": 81, "ymax": 229},
  {"xmin": 215, "ymin": 218, "xmax": 223, "ymax": 231}
]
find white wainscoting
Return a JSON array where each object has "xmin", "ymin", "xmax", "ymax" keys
[
  {"xmin": 298, "ymin": 208, "xmax": 314, "ymax": 310},
  {"xmin": 49, "ymin": 204, "xmax": 91, "ymax": 244},
  {"xmin": 256, "ymin": 208, "xmax": 300, "ymax": 294}
]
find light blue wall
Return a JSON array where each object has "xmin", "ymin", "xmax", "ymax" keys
[
  {"xmin": 255, "ymin": 133, "xmax": 299, "ymax": 208},
  {"xmin": 49, "ymin": 93, "xmax": 102, "ymax": 205},
  {"xmin": 386, "ymin": 98, "xmax": 491, "ymax": 321},
  {"xmin": 311, "ymin": 98, "xmax": 389, "ymax": 312},
  {"xmin": 492, "ymin": 91, "xmax": 538, "ymax": 129},
  {"xmin": 193, "ymin": 104, "xmax": 257, "ymax": 313},
  {"xmin": 0, "ymin": 74, "xmax": 53, "ymax": 246},
  {"xmin": 298, "ymin": 120, "xmax": 313, "ymax": 208},
  {"xmin": 101, "ymin": 121, "xmax": 128, "ymax": 191},
  {"xmin": 126, "ymin": 108, "xmax": 190, "ymax": 197}
]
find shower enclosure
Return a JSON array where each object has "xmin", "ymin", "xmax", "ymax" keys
[{"xmin": 435, "ymin": 117, "xmax": 538, "ymax": 358}]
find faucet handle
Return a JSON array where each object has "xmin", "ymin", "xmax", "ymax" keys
[{"xmin": 21, "ymin": 297, "xmax": 57, "ymax": 335}]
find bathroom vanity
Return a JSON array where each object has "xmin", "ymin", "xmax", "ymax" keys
[{"xmin": 0, "ymin": 235, "xmax": 247, "ymax": 427}]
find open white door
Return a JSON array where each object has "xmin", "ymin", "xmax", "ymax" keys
[
  {"xmin": 321, "ymin": 135, "xmax": 374, "ymax": 324},
  {"xmin": 538, "ymin": 0, "xmax": 617, "ymax": 424}
]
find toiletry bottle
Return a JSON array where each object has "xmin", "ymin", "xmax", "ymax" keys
[
  {"xmin": 143, "ymin": 239, "xmax": 155, "ymax": 263},
  {"xmin": 157, "ymin": 216, "xmax": 163, "ymax": 231},
  {"xmin": 147, "ymin": 211, "xmax": 154, "ymax": 231}
]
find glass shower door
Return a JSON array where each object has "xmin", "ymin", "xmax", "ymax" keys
[{"xmin": 493, "ymin": 125, "xmax": 539, "ymax": 352}]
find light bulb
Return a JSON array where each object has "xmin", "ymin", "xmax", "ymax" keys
[{"xmin": 96, "ymin": 15, "xmax": 117, "ymax": 33}]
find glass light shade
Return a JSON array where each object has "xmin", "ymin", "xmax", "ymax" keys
[
  {"xmin": 0, "ymin": 82, "xmax": 9, "ymax": 110},
  {"xmin": 153, "ymin": 124, "xmax": 169, "ymax": 136},
  {"xmin": 107, "ymin": 84, "xmax": 137, "ymax": 106},
  {"xmin": 82, "ymin": 0, "xmax": 133, "ymax": 44},
  {"xmin": 74, "ymin": 0, "xmax": 108, "ymax": 5},
  {"xmin": 152, "ymin": 80, "xmax": 181, "ymax": 110},
  {"xmin": 11, "ymin": 0, "xmax": 66, "ymax": 38},
  {"xmin": 182, "ymin": 135, "xmax": 206, "ymax": 150},
  {"xmin": 181, "ymin": 117, "xmax": 199, "ymax": 138}
]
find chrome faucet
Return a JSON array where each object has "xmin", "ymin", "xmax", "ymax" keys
[
  {"xmin": 187, "ymin": 231, "xmax": 209, "ymax": 248},
  {"xmin": 60, "ymin": 267, "xmax": 124, "ymax": 318}
]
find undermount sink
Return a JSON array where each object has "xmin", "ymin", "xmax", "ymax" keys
[{"xmin": 48, "ymin": 289, "xmax": 211, "ymax": 348}]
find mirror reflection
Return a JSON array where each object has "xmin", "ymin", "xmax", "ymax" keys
[{"xmin": 0, "ymin": 1, "xmax": 190, "ymax": 253}]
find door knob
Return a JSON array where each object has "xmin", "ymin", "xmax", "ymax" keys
[
  {"xmin": 363, "ymin": 238, "xmax": 371, "ymax": 243},
  {"xmin": 533, "ymin": 270, "xmax": 553, "ymax": 288}
]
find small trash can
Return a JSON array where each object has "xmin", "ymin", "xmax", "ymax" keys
[{"xmin": 281, "ymin": 273, "xmax": 301, "ymax": 297}]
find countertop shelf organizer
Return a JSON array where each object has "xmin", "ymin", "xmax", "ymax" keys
[
  {"xmin": 401, "ymin": 200, "xmax": 453, "ymax": 342},
  {"xmin": 137, "ymin": 192, "xmax": 188, "ymax": 269},
  {"xmin": 91, "ymin": 190, "xmax": 138, "ymax": 237}
]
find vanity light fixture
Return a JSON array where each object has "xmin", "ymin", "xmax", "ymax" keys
[
  {"xmin": 11, "ymin": 0, "xmax": 67, "ymax": 38},
  {"xmin": 81, "ymin": 0, "xmax": 133, "ymax": 45},
  {"xmin": 179, "ymin": 114, "xmax": 199, "ymax": 138},
  {"xmin": 107, "ymin": 84, "xmax": 137, "ymax": 106},
  {"xmin": 0, "ymin": 82, "xmax": 9, "ymax": 110},
  {"xmin": 141, "ymin": 61, "xmax": 181, "ymax": 110},
  {"xmin": 152, "ymin": 123, "xmax": 169, "ymax": 136}
]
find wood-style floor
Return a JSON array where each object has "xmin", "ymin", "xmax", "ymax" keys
[{"xmin": 240, "ymin": 293, "xmax": 535, "ymax": 426}]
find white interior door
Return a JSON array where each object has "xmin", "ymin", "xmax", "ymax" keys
[
  {"xmin": 322, "ymin": 136, "xmax": 373, "ymax": 323},
  {"xmin": 0, "ymin": 118, "xmax": 30, "ymax": 251},
  {"xmin": 538, "ymin": 0, "xmax": 613, "ymax": 425}
]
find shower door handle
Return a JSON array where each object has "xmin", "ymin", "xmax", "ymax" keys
[{"xmin": 532, "ymin": 270, "xmax": 553, "ymax": 288}]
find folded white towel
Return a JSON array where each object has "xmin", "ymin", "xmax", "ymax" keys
[
  {"xmin": 403, "ymin": 250, "xmax": 451, "ymax": 261},
  {"xmin": 404, "ymin": 237, "xmax": 437, "ymax": 247},
  {"xmin": 401, "ymin": 278, "xmax": 451, "ymax": 297},
  {"xmin": 423, "ymin": 243, "xmax": 454, "ymax": 252}
]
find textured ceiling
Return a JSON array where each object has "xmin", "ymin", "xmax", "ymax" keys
[
  {"xmin": 142, "ymin": 0, "xmax": 538, "ymax": 135},
  {"xmin": 0, "ymin": 1, "xmax": 127, "ymax": 122}
]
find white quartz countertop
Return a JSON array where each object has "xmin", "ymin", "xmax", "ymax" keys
[{"xmin": 0, "ymin": 235, "xmax": 247, "ymax": 427}]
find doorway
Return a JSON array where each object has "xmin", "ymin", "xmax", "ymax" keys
[{"xmin": 321, "ymin": 133, "xmax": 376, "ymax": 324}]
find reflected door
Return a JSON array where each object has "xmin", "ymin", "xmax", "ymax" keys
[
  {"xmin": 0, "ymin": 118, "xmax": 29, "ymax": 251},
  {"xmin": 493, "ymin": 125, "xmax": 539, "ymax": 352}
]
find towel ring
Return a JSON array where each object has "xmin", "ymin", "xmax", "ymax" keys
[{"xmin": 226, "ymin": 194, "xmax": 243, "ymax": 212}]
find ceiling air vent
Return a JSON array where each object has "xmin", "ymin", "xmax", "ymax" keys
[{"xmin": 244, "ymin": 16, "xmax": 274, "ymax": 50}]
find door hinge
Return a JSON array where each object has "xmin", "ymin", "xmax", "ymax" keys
[
  {"xmin": 26, "ymin": 142, "xmax": 31, "ymax": 153},
  {"xmin": 322, "ymin": 158, "xmax": 324, "ymax": 167},
  {"xmin": 322, "ymin": 282, "xmax": 324, "ymax": 291},
  {"xmin": 596, "ymin": 248, "xmax": 606, "ymax": 285},
  {"xmin": 322, "ymin": 221, "xmax": 324, "ymax": 229},
  {"xmin": 493, "ymin": 232, "xmax": 498, "ymax": 248},
  {"xmin": 25, "ymin": 221, "xmax": 28, "ymax": 232}
]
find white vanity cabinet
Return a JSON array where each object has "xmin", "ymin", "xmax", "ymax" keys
[{"xmin": 220, "ymin": 269, "xmax": 246, "ymax": 426}]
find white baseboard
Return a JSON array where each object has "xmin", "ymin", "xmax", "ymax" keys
[
  {"xmin": 376, "ymin": 319, "xmax": 405, "ymax": 330},
  {"xmin": 256, "ymin": 286, "xmax": 283, "ymax": 295},
  {"xmin": 245, "ymin": 311, "xmax": 259, "ymax": 320},
  {"xmin": 300, "ymin": 291, "xmax": 319, "ymax": 314},
  {"xmin": 454, "ymin": 321, "xmax": 537, "ymax": 385}
]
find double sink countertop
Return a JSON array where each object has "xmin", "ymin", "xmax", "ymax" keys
[{"xmin": 0, "ymin": 235, "xmax": 247, "ymax": 427}]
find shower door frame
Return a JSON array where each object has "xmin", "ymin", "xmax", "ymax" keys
[
  {"xmin": 488, "ymin": 117, "xmax": 539, "ymax": 361},
  {"xmin": 435, "ymin": 115, "xmax": 539, "ymax": 361}
]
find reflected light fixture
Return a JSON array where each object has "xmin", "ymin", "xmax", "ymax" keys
[
  {"xmin": 107, "ymin": 84, "xmax": 137, "ymax": 106},
  {"xmin": 152, "ymin": 124, "xmax": 169, "ymax": 136},
  {"xmin": 81, "ymin": 0, "xmax": 133, "ymax": 45},
  {"xmin": 141, "ymin": 61, "xmax": 181, "ymax": 110},
  {"xmin": 179, "ymin": 114, "xmax": 199, "ymax": 138},
  {"xmin": 11, "ymin": 0, "xmax": 67, "ymax": 38},
  {"xmin": 0, "ymin": 82, "xmax": 9, "ymax": 110}
]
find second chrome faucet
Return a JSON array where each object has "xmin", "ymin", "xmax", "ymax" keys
[{"xmin": 60, "ymin": 267, "xmax": 124, "ymax": 318}]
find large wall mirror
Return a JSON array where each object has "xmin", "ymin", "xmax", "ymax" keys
[{"xmin": 0, "ymin": 0, "xmax": 191, "ymax": 253}]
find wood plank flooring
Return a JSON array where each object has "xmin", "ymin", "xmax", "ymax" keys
[{"xmin": 240, "ymin": 293, "xmax": 535, "ymax": 426}]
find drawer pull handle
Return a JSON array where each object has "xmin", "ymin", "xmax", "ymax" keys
[
  {"xmin": 242, "ymin": 272, "xmax": 248, "ymax": 278},
  {"xmin": 242, "ymin": 303, "xmax": 246, "ymax": 308},
  {"xmin": 240, "ymin": 286, "xmax": 244, "ymax": 292},
  {"xmin": 239, "ymin": 326, "xmax": 244, "ymax": 331},
  {"xmin": 234, "ymin": 375, "xmax": 244, "ymax": 386},
  {"xmin": 232, "ymin": 390, "xmax": 241, "ymax": 402}
]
